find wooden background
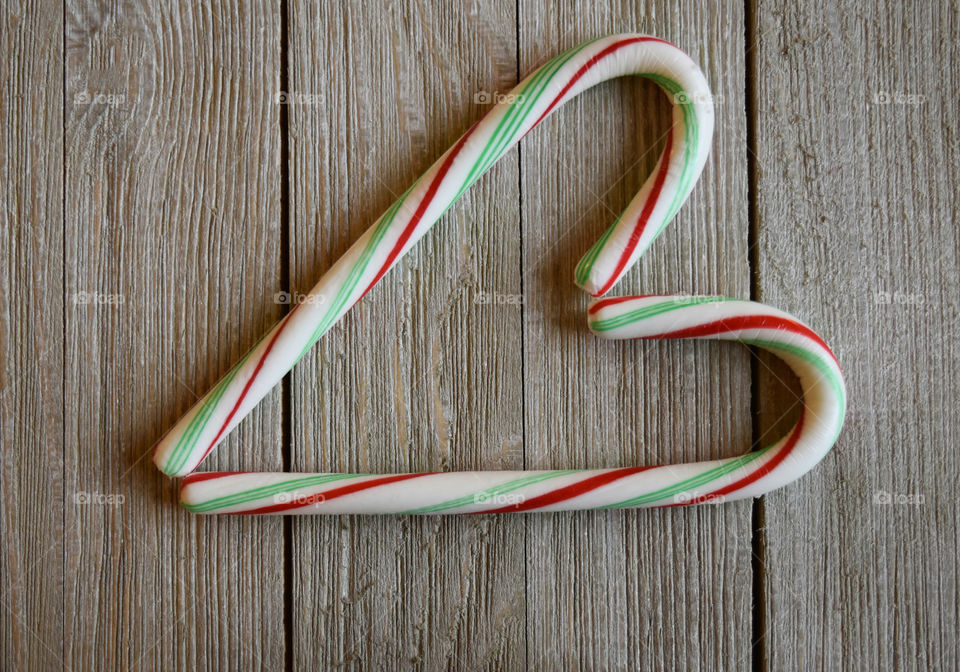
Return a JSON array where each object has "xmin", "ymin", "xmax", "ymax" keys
[{"xmin": 2, "ymin": 0, "xmax": 957, "ymax": 669}]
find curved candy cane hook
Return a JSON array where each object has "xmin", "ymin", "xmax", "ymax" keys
[{"xmin": 154, "ymin": 35, "xmax": 846, "ymax": 513}]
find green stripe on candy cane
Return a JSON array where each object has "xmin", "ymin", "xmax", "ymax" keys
[
  {"xmin": 453, "ymin": 39, "xmax": 600, "ymax": 200},
  {"xmin": 742, "ymin": 337, "xmax": 847, "ymax": 439},
  {"xmin": 163, "ymin": 332, "xmax": 268, "ymax": 475},
  {"xmin": 574, "ymin": 73, "xmax": 700, "ymax": 289},
  {"xmin": 603, "ymin": 448, "xmax": 770, "ymax": 509},
  {"xmin": 308, "ymin": 40, "xmax": 598, "ymax": 332},
  {"xmin": 401, "ymin": 470, "xmax": 580, "ymax": 514},
  {"xmin": 643, "ymin": 74, "xmax": 699, "ymax": 227},
  {"xmin": 592, "ymin": 302, "xmax": 845, "ymax": 425},
  {"xmin": 182, "ymin": 473, "xmax": 368, "ymax": 513},
  {"xmin": 332, "ymin": 37, "xmax": 601, "ymax": 299},
  {"xmin": 589, "ymin": 295, "xmax": 734, "ymax": 332},
  {"xmin": 295, "ymin": 178, "xmax": 424, "ymax": 361}
]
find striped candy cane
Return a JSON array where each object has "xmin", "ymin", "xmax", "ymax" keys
[
  {"xmin": 156, "ymin": 34, "xmax": 847, "ymax": 514},
  {"xmin": 154, "ymin": 34, "xmax": 714, "ymax": 477},
  {"xmin": 179, "ymin": 297, "xmax": 845, "ymax": 514}
]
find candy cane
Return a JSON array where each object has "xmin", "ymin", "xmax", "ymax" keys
[
  {"xmin": 180, "ymin": 296, "xmax": 844, "ymax": 514},
  {"xmin": 155, "ymin": 34, "xmax": 847, "ymax": 514},
  {"xmin": 153, "ymin": 35, "xmax": 714, "ymax": 476}
]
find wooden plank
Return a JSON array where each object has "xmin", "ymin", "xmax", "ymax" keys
[
  {"xmin": 0, "ymin": 1, "xmax": 65, "ymax": 668},
  {"xmin": 518, "ymin": 1, "xmax": 754, "ymax": 668},
  {"xmin": 752, "ymin": 1, "xmax": 960, "ymax": 669},
  {"xmin": 286, "ymin": 1, "xmax": 526, "ymax": 667},
  {"xmin": 63, "ymin": 2, "xmax": 285, "ymax": 668}
]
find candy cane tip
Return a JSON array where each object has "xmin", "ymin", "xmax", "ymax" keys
[
  {"xmin": 152, "ymin": 454, "xmax": 174, "ymax": 476},
  {"xmin": 150, "ymin": 445, "xmax": 169, "ymax": 474},
  {"xmin": 152, "ymin": 448, "xmax": 193, "ymax": 478},
  {"xmin": 578, "ymin": 278, "xmax": 606, "ymax": 298},
  {"xmin": 179, "ymin": 484, "xmax": 198, "ymax": 509},
  {"xmin": 178, "ymin": 475, "xmax": 221, "ymax": 510}
]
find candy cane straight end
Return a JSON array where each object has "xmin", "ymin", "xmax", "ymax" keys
[{"xmin": 153, "ymin": 422, "xmax": 198, "ymax": 477}]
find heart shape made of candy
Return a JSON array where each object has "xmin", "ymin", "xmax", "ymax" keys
[{"xmin": 153, "ymin": 34, "xmax": 846, "ymax": 514}]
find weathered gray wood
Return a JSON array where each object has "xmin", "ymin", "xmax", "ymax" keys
[
  {"xmin": 63, "ymin": 2, "xmax": 284, "ymax": 669},
  {"xmin": 752, "ymin": 1, "xmax": 960, "ymax": 670},
  {"xmin": 286, "ymin": 1, "xmax": 526, "ymax": 668},
  {"xmin": 518, "ymin": 1, "xmax": 755, "ymax": 668},
  {"xmin": 0, "ymin": 1, "xmax": 65, "ymax": 668},
  {"xmin": 5, "ymin": 1, "xmax": 958, "ymax": 669}
]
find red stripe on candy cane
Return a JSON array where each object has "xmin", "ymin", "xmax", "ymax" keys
[
  {"xmin": 359, "ymin": 120, "xmax": 484, "ymax": 300},
  {"xmin": 198, "ymin": 304, "xmax": 303, "ymax": 466},
  {"xmin": 641, "ymin": 314, "xmax": 836, "ymax": 364},
  {"xmin": 528, "ymin": 37, "xmax": 671, "ymax": 131},
  {"xmin": 593, "ymin": 126, "xmax": 675, "ymax": 297},
  {"xmin": 475, "ymin": 466, "xmax": 655, "ymax": 513},
  {"xmin": 233, "ymin": 472, "xmax": 434, "ymax": 515}
]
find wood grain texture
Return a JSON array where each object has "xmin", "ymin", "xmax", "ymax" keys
[
  {"xmin": 752, "ymin": 1, "xmax": 960, "ymax": 669},
  {"xmin": 0, "ymin": 1, "xmax": 65, "ymax": 668},
  {"xmin": 63, "ymin": 2, "xmax": 284, "ymax": 668},
  {"xmin": 4, "ymin": 0, "xmax": 958, "ymax": 669},
  {"xmin": 286, "ymin": 1, "xmax": 526, "ymax": 668},
  {"xmin": 518, "ymin": 1, "xmax": 754, "ymax": 668}
]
